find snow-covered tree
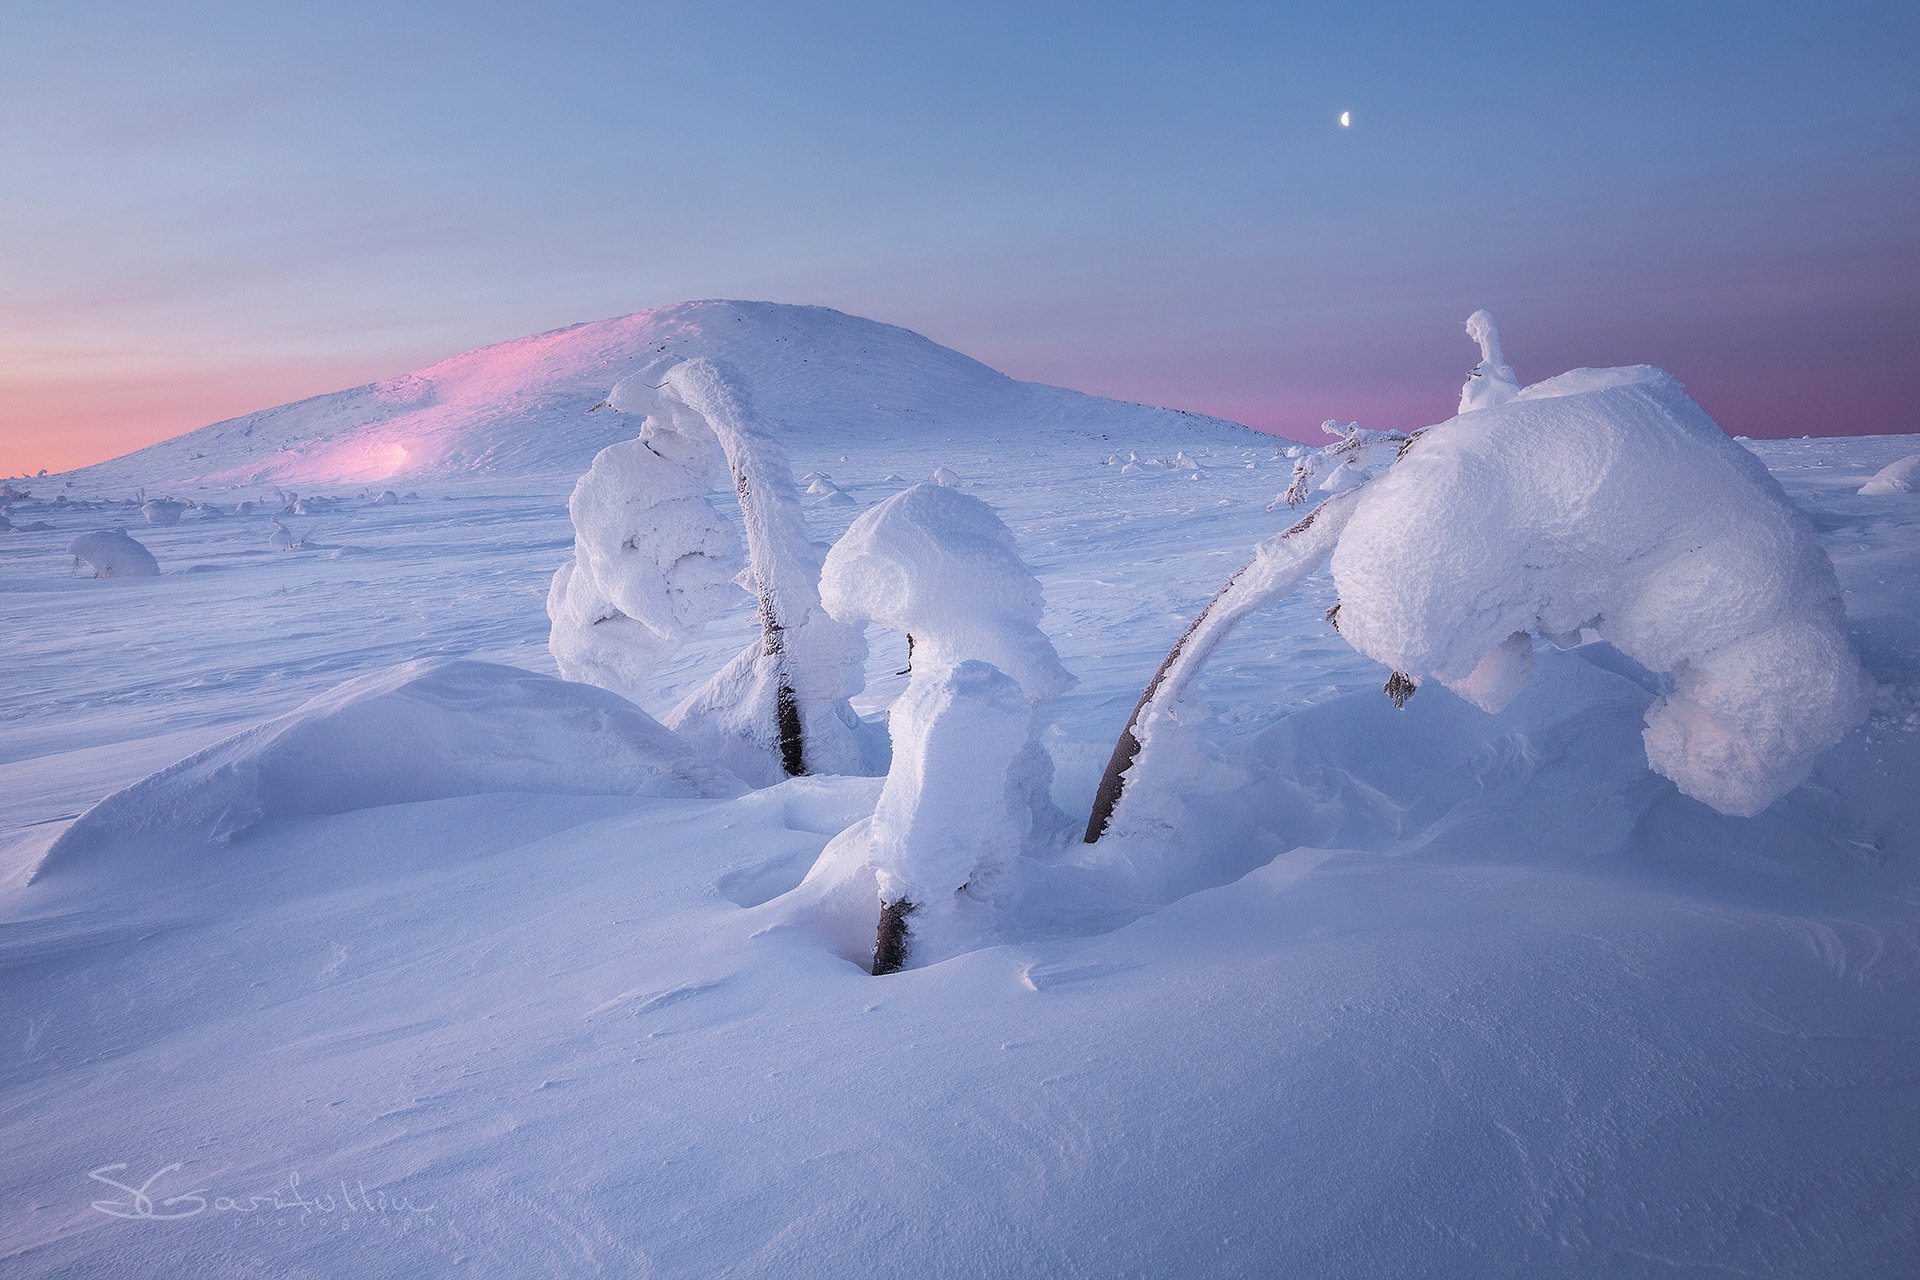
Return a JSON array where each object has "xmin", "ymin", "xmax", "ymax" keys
[
  {"xmin": 1087, "ymin": 314, "xmax": 1869, "ymax": 838},
  {"xmin": 140, "ymin": 498, "xmax": 186, "ymax": 525},
  {"xmin": 1458, "ymin": 308, "xmax": 1519, "ymax": 414},
  {"xmin": 69, "ymin": 529, "xmax": 160, "ymax": 578},
  {"xmin": 820, "ymin": 483, "xmax": 1072, "ymax": 972},
  {"xmin": 550, "ymin": 357, "xmax": 871, "ymax": 784}
]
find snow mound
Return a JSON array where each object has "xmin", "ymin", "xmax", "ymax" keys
[
  {"xmin": 52, "ymin": 301, "xmax": 1254, "ymax": 490},
  {"xmin": 1332, "ymin": 364, "xmax": 1869, "ymax": 816},
  {"xmin": 34, "ymin": 659, "xmax": 741, "ymax": 880},
  {"xmin": 1859, "ymin": 453, "xmax": 1920, "ymax": 495},
  {"xmin": 822, "ymin": 483, "xmax": 1072, "ymax": 701},
  {"xmin": 67, "ymin": 529, "xmax": 159, "ymax": 578}
]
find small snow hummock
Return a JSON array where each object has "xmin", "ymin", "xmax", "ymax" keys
[
  {"xmin": 1332, "ymin": 362, "xmax": 1869, "ymax": 817},
  {"xmin": 819, "ymin": 484, "xmax": 1071, "ymax": 970},
  {"xmin": 68, "ymin": 529, "xmax": 160, "ymax": 578},
  {"xmin": 33, "ymin": 659, "xmax": 742, "ymax": 882},
  {"xmin": 1859, "ymin": 454, "xmax": 1920, "ymax": 495},
  {"xmin": 1458, "ymin": 309, "xmax": 1520, "ymax": 414},
  {"xmin": 140, "ymin": 498, "xmax": 187, "ymax": 525}
]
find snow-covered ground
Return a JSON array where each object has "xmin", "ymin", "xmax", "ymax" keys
[{"xmin": 2, "ymin": 305, "xmax": 1917, "ymax": 1277}]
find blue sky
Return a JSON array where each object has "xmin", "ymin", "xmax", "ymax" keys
[{"xmin": 3, "ymin": 0, "xmax": 1915, "ymax": 472}]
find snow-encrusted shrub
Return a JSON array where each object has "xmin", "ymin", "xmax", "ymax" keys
[
  {"xmin": 547, "ymin": 436, "xmax": 742, "ymax": 699},
  {"xmin": 1332, "ymin": 363, "xmax": 1869, "ymax": 817},
  {"xmin": 69, "ymin": 529, "xmax": 160, "ymax": 578},
  {"xmin": 551, "ymin": 357, "xmax": 871, "ymax": 784},
  {"xmin": 1458, "ymin": 308, "xmax": 1519, "ymax": 414},
  {"xmin": 1275, "ymin": 421, "xmax": 1409, "ymax": 509},
  {"xmin": 140, "ymin": 498, "xmax": 186, "ymax": 525},
  {"xmin": 1089, "ymin": 314, "xmax": 1868, "ymax": 836},
  {"xmin": 1859, "ymin": 454, "xmax": 1920, "ymax": 495},
  {"xmin": 819, "ymin": 483, "xmax": 1072, "ymax": 971}
]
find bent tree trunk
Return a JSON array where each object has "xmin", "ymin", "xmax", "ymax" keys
[
  {"xmin": 737, "ymin": 468, "xmax": 807, "ymax": 776},
  {"xmin": 1083, "ymin": 490, "xmax": 1365, "ymax": 842}
]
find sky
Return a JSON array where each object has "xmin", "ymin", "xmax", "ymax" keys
[{"xmin": 2, "ymin": 0, "xmax": 1916, "ymax": 476}]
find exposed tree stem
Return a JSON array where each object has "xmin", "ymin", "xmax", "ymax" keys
[{"xmin": 872, "ymin": 898, "xmax": 916, "ymax": 975}]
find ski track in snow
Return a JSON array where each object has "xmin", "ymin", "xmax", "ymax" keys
[{"xmin": 2, "ymin": 392, "xmax": 1918, "ymax": 1272}]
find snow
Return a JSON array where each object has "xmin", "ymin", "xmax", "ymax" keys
[
  {"xmin": 547, "ymin": 435, "xmax": 742, "ymax": 702},
  {"xmin": 1332, "ymin": 363, "xmax": 1869, "ymax": 816},
  {"xmin": 1859, "ymin": 452, "xmax": 1920, "ymax": 494},
  {"xmin": 0, "ymin": 303, "xmax": 1916, "ymax": 1279},
  {"xmin": 821, "ymin": 483, "xmax": 1072, "ymax": 702},
  {"xmin": 1458, "ymin": 307, "xmax": 1520, "ymax": 413},
  {"xmin": 66, "ymin": 528, "xmax": 159, "ymax": 578},
  {"xmin": 34, "ymin": 659, "xmax": 740, "ymax": 884},
  {"xmin": 42, "ymin": 300, "xmax": 1249, "ymax": 493},
  {"xmin": 622, "ymin": 358, "xmax": 876, "ymax": 784}
]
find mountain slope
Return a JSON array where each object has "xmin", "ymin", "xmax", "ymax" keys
[{"xmin": 56, "ymin": 301, "xmax": 1253, "ymax": 491}]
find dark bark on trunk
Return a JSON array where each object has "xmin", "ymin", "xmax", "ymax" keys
[
  {"xmin": 1082, "ymin": 566, "xmax": 1252, "ymax": 843},
  {"xmin": 1082, "ymin": 501, "xmax": 1346, "ymax": 845},
  {"xmin": 737, "ymin": 468, "xmax": 808, "ymax": 777},
  {"xmin": 871, "ymin": 898, "xmax": 916, "ymax": 975}
]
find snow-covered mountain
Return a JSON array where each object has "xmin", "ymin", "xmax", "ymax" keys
[{"xmin": 55, "ymin": 301, "xmax": 1252, "ymax": 491}]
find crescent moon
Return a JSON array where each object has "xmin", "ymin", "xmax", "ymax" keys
[{"xmin": 1339, "ymin": 111, "xmax": 1351, "ymax": 128}]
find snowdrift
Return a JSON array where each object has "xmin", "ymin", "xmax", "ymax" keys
[
  {"xmin": 33, "ymin": 659, "xmax": 741, "ymax": 881},
  {"xmin": 51, "ymin": 301, "xmax": 1252, "ymax": 491},
  {"xmin": 1859, "ymin": 453, "xmax": 1920, "ymax": 495}
]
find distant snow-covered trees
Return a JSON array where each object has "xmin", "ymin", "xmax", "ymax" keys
[
  {"xmin": 548, "ymin": 358, "xmax": 872, "ymax": 784},
  {"xmin": 820, "ymin": 483, "xmax": 1071, "ymax": 972}
]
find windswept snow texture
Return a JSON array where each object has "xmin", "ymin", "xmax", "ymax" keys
[
  {"xmin": 1860, "ymin": 452, "xmax": 1920, "ymax": 494},
  {"xmin": 1333, "ymin": 365, "xmax": 1869, "ymax": 816},
  {"xmin": 0, "ymin": 322, "xmax": 1915, "ymax": 1278},
  {"xmin": 48, "ymin": 300, "xmax": 1249, "ymax": 491},
  {"xmin": 35, "ymin": 659, "xmax": 739, "ymax": 882},
  {"xmin": 65, "ymin": 528, "xmax": 158, "ymax": 578}
]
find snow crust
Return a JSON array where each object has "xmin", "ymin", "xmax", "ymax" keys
[
  {"xmin": 1859, "ymin": 452, "xmax": 1920, "ymax": 494},
  {"xmin": 1333, "ymin": 364, "xmax": 1869, "ymax": 816},
  {"xmin": 35, "ymin": 659, "xmax": 739, "ymax": 881},
  {"xmin": 67, "ymin": 529, "xmax": 159, "ymax": 578}
]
